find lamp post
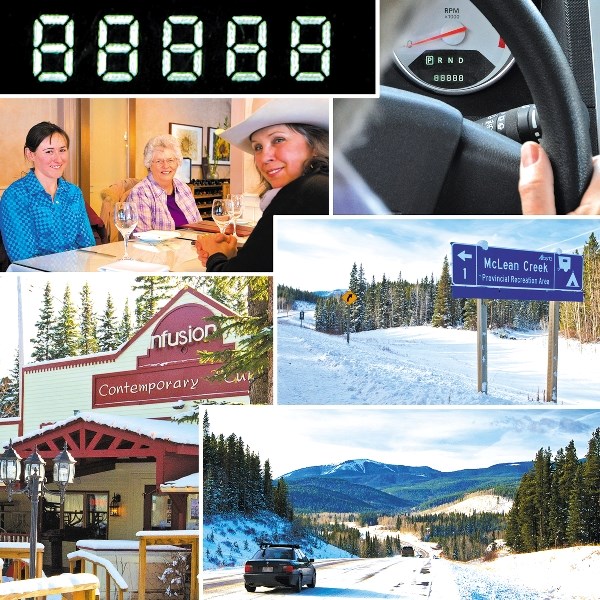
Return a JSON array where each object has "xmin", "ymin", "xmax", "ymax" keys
[{"xmin": 0, "ymin": 440, "xmax": 76, "ymax": 578}]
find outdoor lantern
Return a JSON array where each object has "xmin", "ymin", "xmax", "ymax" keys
[
  {"xmin": 110, "ymin": 494, "xmax": 122, "ymax": 517},
  {"xmin": 23, "ymin": 447, "xmax": 46, "ymax": 482},
  {"xmin": 0, "ymin": 441, "xmax": 75, "ymax": 580},
  {"xmin": 53, "ymin": 443, "xmax": 77, "ymax": 485},
  {"xmin": 0, "ymin": 439, "xmax": 22, "ymax": 485}
]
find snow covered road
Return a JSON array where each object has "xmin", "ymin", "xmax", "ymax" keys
[
  {"xmin": 203, "ymin": 555, "xmax": 563, "ymax": 599},
  {"xmin": 204, "ymin": 556, "xmax": 432, "ymax": 598}
]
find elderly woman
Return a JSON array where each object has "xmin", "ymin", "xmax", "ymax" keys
[
  {"xmin": 196, "ymin": 98, "xmax": 329, "ymax": 271},
  {"xmin": 128, "ymin": 134, "xmax": 201, "ymax": 232},
  {"xmin": 0, "ymin": 121, "xmax": 95, "ymax": 263}
]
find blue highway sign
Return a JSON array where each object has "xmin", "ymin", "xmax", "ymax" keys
[{"xmin": 451, "ymin": 243, "xmax": 583, "ymax": 302}]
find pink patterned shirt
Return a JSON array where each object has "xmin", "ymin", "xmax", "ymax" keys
[{"xmin": 128, "ymin": 173, "xmax": 201, "ymax": 232}]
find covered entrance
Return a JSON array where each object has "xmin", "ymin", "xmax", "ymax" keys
[{"xmin": 3, "ymin": 412, "xmax": 198, "ymax": 574}]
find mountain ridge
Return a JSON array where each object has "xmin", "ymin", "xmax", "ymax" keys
[{"xmin": 282, "ymin": 458, "xmax": 532, "ymax": 513}]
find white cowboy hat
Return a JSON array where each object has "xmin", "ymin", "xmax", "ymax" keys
[{"xmin": 218, "ymin": 98, "xmax": 329, "ymax": 154}]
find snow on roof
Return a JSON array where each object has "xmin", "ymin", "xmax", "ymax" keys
[
  {"xmin": 160, "ymin": 472, "xmax": 199, "ymax": 492},
  {"xmin": 2, "ymin": 412, "xmax": 199, "ymax": 448}
]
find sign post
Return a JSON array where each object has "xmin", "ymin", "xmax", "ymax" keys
[
  {"xmin": 299, "ymin": 310, "xmax": 305, "ymax": 327},
  {"xmin": 547, "ymin": 301, "xmax": 560, "ymax": 402},
  {"xmin": 451, "ymin": 242, "xmax": 584, "ymax": 400},
  {"xmin": 477, "ymin": 299, "xmax": 488, "ymax": 394},
  {"xmin": 341, "ymin": 290, "xmax": 358, "ymax": 343}
]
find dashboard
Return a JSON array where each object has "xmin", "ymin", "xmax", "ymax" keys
[{"xmin": 381, "ymin": 0, "xmax": 599, "ymax": 153}]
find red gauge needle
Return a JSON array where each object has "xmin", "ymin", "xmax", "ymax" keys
[{"xmin": 408, "ymin": 26, "xmax": 468, "ymax": 48}]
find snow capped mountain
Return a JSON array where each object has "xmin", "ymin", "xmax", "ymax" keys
[
  {"xmin": 283, "ymin": 459, "xmax": 533, "ymax": 513},
  {"xmin": 326, "ymin": 458, "xmax": 401, "ymax": 475}
]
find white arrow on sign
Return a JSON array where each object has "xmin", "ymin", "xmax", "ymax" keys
[{"xmin": 458, "ymin": 250, "xmax": 473, "ymax": 261}]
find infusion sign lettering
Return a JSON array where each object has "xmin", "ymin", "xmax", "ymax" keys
[{"xmin": 8, "ymin": 2, "xmax": 375, "ymax": 93}]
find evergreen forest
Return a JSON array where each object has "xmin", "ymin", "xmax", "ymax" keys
[
  {"xmin": 282, "ymin": 233, "xmax": 600, "ymax": 342},
  {"xmin": 202, "ymin": 411, "xmax": 293, "ymax": 519},
  {"xmin": 506, "ymin": 427, "xmax": 600, "ymax": 552},
  {"xmin": 305, "ymin": 511, "xmax": 507, "ymax": 562}
]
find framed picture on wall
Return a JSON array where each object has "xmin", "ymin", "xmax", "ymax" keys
[
  {"xmin": 169, "ymin": 123, "xmax": 203, "ymax": 165},
  {"xmin": 208, "ymin": 127, "xmax": 231, "ymax": 165},
  {"xmin": 175, "ymin": 157, "xmax": 192, "ymax": 183}
]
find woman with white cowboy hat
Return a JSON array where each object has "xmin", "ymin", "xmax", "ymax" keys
[{"xmin": 195, "ymin": 97, "xmax": 329, "ymax": 272}]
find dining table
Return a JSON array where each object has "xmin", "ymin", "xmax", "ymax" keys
[{"xmin": 6, "ymin": 223, "xmax": 253, "ymax": 273}]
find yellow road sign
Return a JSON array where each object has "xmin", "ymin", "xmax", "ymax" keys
[{"xmin": 341, "ymin": 290, "xmax": 357, "ymax": 305}]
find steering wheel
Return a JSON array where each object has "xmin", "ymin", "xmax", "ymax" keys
[{"xmin": 339, "ymin": 0, "xmax": 593, "ymax": 214}]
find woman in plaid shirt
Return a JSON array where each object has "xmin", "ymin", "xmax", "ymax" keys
[{"xmin": 128, "ymin": 134, "xmax": 201, "ymax": 232}]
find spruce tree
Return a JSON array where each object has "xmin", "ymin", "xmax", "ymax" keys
[
  {"xmin": 348, "ymin": 263, "xmax": 366, "ymax": 333},
  {"xmin": 462, "ymin": 299, "xmax": 478, "ymax": 330},
  {"xmin": 263, "ymin": 459, "xmax": 274, "ymax": 511},
  {"xmin": 31, "ymin": 281, "xmax": 56, "ymax": 362},
  {"xmin": 51, "ymin": 286, "xmax": 80, "ymax": 358},
  {"xmin": 566, "ymin": 466, "xmax": 584, "ymax": 545},
  {"xmin": 555, "ymin": 441, "xmax": 579, "ymax": 547},
  {"xmin": 0, "ymin": 351, "xmax": 20, "ymax": 418},
  {"xmin": 431, "ymin": 256, "xmax": 452, "ymax": 328},
  {"xmin": 378, "ymin": 274, "xmax": 392, "ymax": 328},
  {"xmin": 273, "ymin": 478, "xmax": 293, "ymax": 520},
  {"xmin": 133, "ymin": 276, "xmax": 178, "ymax": 328},
  {"xmin": 78, "ymin": 282, "xmax": 99, "ymax": 355},
  {"xmin": 364, "ymin": 276, "xmax": 377, "ymax": 331},
  {"xmin": 197, "ymin": 277, "xmax": 273, "ymax": 404},
  {"xmin": 581, "ymin": 428, "xmax": 600, "ymax": 543},
  {"xmin": 533, "ymin": 447, "xmax": 553, "ymax": 549},
  {"xmin": 118, "ymin": 299, "xmax": 134, "ymax": 345},
  {"xmin": 98, "ymin": 294, "xmax": 120, "ymax": 351}
]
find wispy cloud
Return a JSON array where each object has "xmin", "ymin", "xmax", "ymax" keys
[
  {"xmin": 204, "ymin": 407, "xmax": 600, "ymax": 477},
  {"xmin": 275, "ymin": 217, "xmax": 600, "ymax": 291}
]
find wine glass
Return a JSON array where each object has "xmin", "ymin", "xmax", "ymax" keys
[
  {"xmin": 225, "ymin": 194, "xmax": 244, "ymax": 238},
  {"xmin": 114, "ymin": 201, "xmax": 138, "ymax": 260},
  {"xmin": 211, "ymin": 198, "xmax": 230, "ymax": 234}
]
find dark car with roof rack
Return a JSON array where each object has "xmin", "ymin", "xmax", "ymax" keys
[{"xmin": 243, "ymin": 542, "xmax": 316, "ymax": 593}]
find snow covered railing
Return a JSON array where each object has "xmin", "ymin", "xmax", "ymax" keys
[
  {"xmin": 0, "ymin": 542, "xmax": 45, "ymax": 578},
  {"xmin": 0, "ymin": 572, "xmax": 99, "ymax": 599},
  {"xmin": 68, "ymin": 550, "xmax": 128, "ymax": 600},
  {"xmin": 136, "ymin": 530, "xmax": 199, "ymax": 600}
]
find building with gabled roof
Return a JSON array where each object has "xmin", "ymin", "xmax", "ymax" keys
[{"xmin": 0, "ymin": 285, "xmax": 250, "ymax": 573}]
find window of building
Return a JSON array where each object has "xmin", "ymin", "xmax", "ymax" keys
[{"xmin": 42, "ymin": 492, "xmax": 108, "ymax": 540}]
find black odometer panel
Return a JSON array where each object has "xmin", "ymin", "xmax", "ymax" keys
[
  {"xmin": 408, "ymin": 50, "xmax": 495, "ymax": 90},
  {"xmin": 6, "ymin": 2, "xmax": 375, "ymax": 94}
]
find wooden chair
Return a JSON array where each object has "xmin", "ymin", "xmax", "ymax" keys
[{"xmin": 99, "ymin": 178, "xmax": 140, "ymax": 242}]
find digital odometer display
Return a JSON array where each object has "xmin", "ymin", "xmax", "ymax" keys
[
  {"xmin": 408, "ymin": 50, "xmax": 495, "ymax": 90},
  {"xmin": 6, "ymin": 2, "xmax": 375, "ymax": 94}
]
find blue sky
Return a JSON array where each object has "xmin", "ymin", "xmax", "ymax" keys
[
  {"xmin": 203, "ymin": 406, "xmax": 600, "ymax": 477},
  {"xmin": 275, "ymin": 216, "xmax": 600, "ymax": 291}
]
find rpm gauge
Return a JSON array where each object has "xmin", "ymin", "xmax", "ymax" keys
[{"xmin": 392, "ymin": 0, "xmax": 515, "ymax": 95}]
